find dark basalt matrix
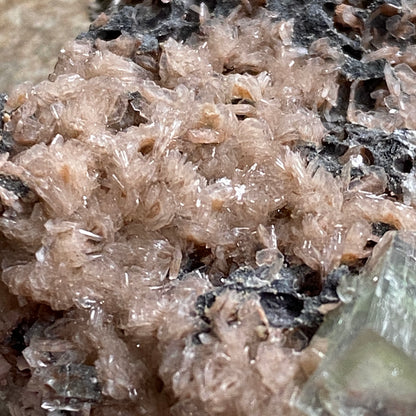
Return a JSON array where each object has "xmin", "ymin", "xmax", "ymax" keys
[{"xmin": 1, "ymin": 0, "xmax": 416, "ymax": 415}]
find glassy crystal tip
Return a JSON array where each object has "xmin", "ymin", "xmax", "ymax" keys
[{"xmin": 297, "ymin": 231, "xmax": 416, "ymax": 416}]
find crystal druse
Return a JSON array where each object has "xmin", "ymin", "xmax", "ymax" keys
[{"xmin": 1, "ymin": 0, "xmax": 416, "ymax": 415}]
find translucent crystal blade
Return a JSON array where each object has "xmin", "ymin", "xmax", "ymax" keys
[{"xmin": 297, "ymin": 231, "xmax": 416, "ymax": 416}]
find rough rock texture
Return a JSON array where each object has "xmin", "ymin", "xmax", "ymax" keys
[{"xmin": 1, "ymin": 0, "xmax": 416, "ymax": 415}]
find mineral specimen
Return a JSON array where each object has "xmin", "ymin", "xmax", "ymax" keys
[
  {"xmin": 1, "ymin": 0, "xmax": 416, "ymax": 414},
  {"xmin": 297, "ymin": 231, "xmax": 416, "ymax": 415}
]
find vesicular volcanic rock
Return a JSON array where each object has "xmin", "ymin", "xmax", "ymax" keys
[{"xmin": 1, "ymin": 0, "xmax": 416, "ymax": 414}]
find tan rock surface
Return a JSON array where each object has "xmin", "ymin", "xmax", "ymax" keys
[{"xmin": 0, "ymin": 0, "xmax": 90, "ymax": 94}]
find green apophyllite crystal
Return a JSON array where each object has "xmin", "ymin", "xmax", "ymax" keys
[{"xmin": 297, "ymin": 231, "xmax": 416, "ymax": 416}]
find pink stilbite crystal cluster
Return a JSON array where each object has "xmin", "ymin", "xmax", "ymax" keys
[{"xmin": 0, "ymin": 1, "xmax": 416, "ymax": 414}]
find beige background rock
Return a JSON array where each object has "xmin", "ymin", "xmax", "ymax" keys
[{"xmin": 0, "ymin": 0, "xmax": 91, "ymax": 94}]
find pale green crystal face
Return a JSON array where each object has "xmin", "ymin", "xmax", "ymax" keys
[{"xmin": 297, "ymin": 231, "xmax": 416, "ymax": 416}]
